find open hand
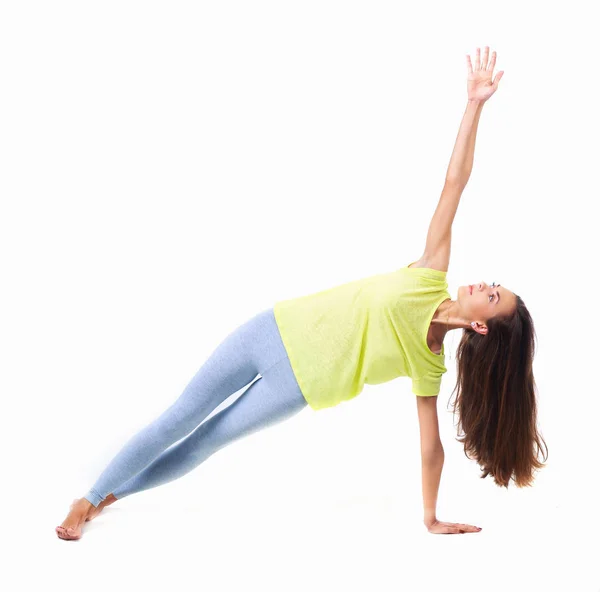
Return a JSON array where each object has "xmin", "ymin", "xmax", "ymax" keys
[
  {"xmin": 466, "ymin": 46, "xmax": 504, "ymax": 103},
  {"xmin": 425, "ymin": 518, "xmax": 482, "ymax": 534}
]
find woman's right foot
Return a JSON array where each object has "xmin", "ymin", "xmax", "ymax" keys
[{"xmin": 55, "ymin": 493, "xmax": 118, "ymax": 540}]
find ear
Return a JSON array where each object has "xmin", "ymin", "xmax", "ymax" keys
[{"xmin": 471, "ymin": 321, "xmax": 488, "ymax": 335}]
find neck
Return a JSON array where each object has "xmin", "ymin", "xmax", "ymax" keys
[{"xmin": 430, "ymin": 298, "xmax": 469, "ymax": 342}]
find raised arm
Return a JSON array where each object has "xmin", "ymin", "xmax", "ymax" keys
[{"xmin": 419, "ymin": 47, "xmax": 504, "ymax": 273}]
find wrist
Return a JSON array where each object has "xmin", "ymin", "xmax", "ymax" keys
[
  {"xmin": 467, "ymin": 98, "xmax": 485, "ymax": 109},
  {"xmin": 423, "ymin": 514, "xmax": 437, "ymax": 527}
]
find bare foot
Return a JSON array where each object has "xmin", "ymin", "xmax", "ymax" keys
[{"xmin": 55, "ymin": 494, "xmax": 117, "ymax": 540}]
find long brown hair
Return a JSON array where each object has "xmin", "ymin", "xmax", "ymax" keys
[{"xmin": 449, "ymin": 295, "xmax": 548, "ymax": 488}]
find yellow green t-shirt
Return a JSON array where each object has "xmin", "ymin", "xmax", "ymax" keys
[{"xmin": 273, "ymin": 261, "xmax": 451, "ymax": 410}]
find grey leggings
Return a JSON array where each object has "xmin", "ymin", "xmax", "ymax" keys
[{"xmin": 83, "ymin": 308, "xmax": 308, "ymax": 507}]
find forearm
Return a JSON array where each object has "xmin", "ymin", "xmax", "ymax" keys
[
  {"xmin": 445, "ymin": 100, "xmax": 485, "ymax": 185},
  {"xmin": 421, "ymin": 446, "xmax": 444, "ymax": 524}
]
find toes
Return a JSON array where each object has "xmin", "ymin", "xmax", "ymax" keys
[
  {"xmin": 55, "ymin": 524, "xmax": 81, "ymax": 540},
  {"xmin": 66, "ymin": 527, "xmax": 81, "ymax": 539}
]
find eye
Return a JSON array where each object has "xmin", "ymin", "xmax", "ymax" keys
[{"xmin": 489, "ymin": 282, "xmax": 497, "ymax": 302}]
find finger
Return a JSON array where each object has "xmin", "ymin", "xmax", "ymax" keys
[
  {"xmin": 493, "ymin": 70, "xmax": 504, "ymax": 87},
  {"xmin": 466, "ymin": 54, "xmax": 473, "ymax": 75},
  {"xmin": 487, "ymin": 50, "xmax": 497, "ymax": 71},
  {"xmin": 448, "ymin": 523, "xmax": 468, "ymax": 533},
  {"xmin": 474, "ymin": 47, "xmax": 480, "ymax": 70},
  {"xmin": 481, "ymin": 46, "xmax": 489, "ymax": 70}
]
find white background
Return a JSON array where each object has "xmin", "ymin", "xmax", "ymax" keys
[{"xmin": 2, "ymin": 0, "xmax": 598, "ymax": 590}]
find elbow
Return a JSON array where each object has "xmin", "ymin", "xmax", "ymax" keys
[
  {"xmin": 421, "ymin": 444, "xmax": 444, "ymax": 465},
  {"xmin": 444, "ymin": 176, "xmax": 468, "ymax": 188}
]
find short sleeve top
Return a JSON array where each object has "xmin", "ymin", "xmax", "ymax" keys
[{"xmin": 273, "ymin": 262, "xmax": 451, "ymax": 410}]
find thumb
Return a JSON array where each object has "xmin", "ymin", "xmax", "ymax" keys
[{"xmin": 493, "ymin": 70, "xmax": 504, "ymax": 88}]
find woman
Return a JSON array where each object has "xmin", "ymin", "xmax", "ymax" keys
[{"xmin": 56, "ymin": 46, "xmax": 547, "ymax": 540}]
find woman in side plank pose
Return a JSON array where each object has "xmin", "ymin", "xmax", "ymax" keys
[{"xmin": 56, "ymin": 46, "xmax": 547, "ymax": 540}]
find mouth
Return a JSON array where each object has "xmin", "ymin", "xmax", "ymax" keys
[{"xmin": 469, "ymin": 285, "xmax": 473, "ymax": 295}]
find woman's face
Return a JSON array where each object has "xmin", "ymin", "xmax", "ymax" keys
[{"xmin": 459, "ymin": 281, "xmax": 517, "ymax": 324}]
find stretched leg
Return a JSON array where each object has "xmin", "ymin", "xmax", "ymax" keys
[
  {"xmin": 112, "ymin": 355, "xmax": 306, "ymax": 499},
  {"xmin": 56, "ymin": 308, "xmax": 294, "ymax": 540}
]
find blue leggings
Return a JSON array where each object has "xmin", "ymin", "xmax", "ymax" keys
[{"xmin": 83, "ymin": 308, "xmax": 308, "ymax": 507}]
